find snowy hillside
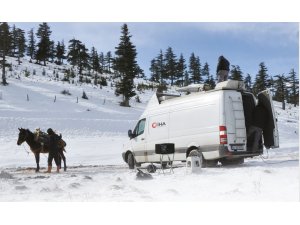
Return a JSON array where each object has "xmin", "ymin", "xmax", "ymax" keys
[{"xmin": 0, "ymin": 57, "xmax": 298, "ymax": 201}]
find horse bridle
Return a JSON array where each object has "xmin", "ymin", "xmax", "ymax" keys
[{"xmin": 17, "ymin": 129, "xmax": 29, "ymax": 145}]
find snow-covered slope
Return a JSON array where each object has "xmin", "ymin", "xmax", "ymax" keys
[{"xmin": 0, "ymin": 57, "xmax": 298, "ymax": 201}]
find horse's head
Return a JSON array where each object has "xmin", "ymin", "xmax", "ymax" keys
[{"xmin": 17, "ymin": 128, "xmax": 28, "ymax": 145}]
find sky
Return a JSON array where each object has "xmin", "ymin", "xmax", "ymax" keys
[{"xmin": 9, "ymin": 22, "xmax": 299, "ymax": 80}]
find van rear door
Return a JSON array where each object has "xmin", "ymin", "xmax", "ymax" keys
[
  {"xmin": 224, "ymin": 91, "xmax": 247, "ymax": 151},
  {"xmin": 257, "ymin": 89, "xmax": 279, "ymax": 148}
]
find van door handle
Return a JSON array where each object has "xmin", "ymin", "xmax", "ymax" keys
[{"xmin": 141, "ymin": 138, "xmax": 145, "ymax": 140}]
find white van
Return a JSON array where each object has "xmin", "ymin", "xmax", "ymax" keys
[{"xmin": 122, "ymin": 81, "xmax": 279, "ymax": 169}]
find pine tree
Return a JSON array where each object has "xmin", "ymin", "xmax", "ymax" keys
[
  {"xmin": 157, "ymin": 50, "xmax": 165, "ymax": 84},
  {"xmin": 61, "ymin": 41, "xmax": 66, "ymax": 64},
  {"xmin": 203, "ymin": 62, "xmax": 210, "ymax": 84},
  {"xmin": 203, "ymin": 62, "xmax": 215, "ymax": 89},
  {"xmin": 55, "ymin": 40, "xmax": 66, "ymax": 65},
  {"xmin": 10, "ymin": 25, "xmax": 18, "ymax": 57},
  {"xmin": 77, "ymin": 43, "xmax": 89, "ymax": 76},
  {"xmin": 176, "ymin": 53, "xmax": 186, "ymax": 86},
  {"xmin": 105, "ymin": 51, "xmax": 113, "ymax": 74},
  {"xmin": 274, "ymin": 74, "xmax": 288, "ymax": 110},
  {"xmin": 67, "ymin": 38, "xmax": 80, "ymax": 66},
  {"xmin": 244, "ymin": 73, "xmax": 252, "ymax": 91},
  {"xmin": 164, "ymin": 47, "xmax": 177, "ymax": 86},
  {"xmin": 189, "ymin": 53, "xmax": 202, "ymax": 84},
  {"xmin": 99, "ymin": 52, "xmax": 105, "ymax": 74},
  {"xmin": 90, "ymin": 47, "xmax": 100, "ymax": 73},
  {"xmin": 67, "ymin": 38, "xmax": 89, "ymax": 75},
  {"xmin": 149, "ymin": 58, "xmax": 159, "ymax": 82},
  {"xmin": 136, "ymin": 65, "xmax": 145, "ymax": 78},
  {"xmin": 114, "ymin": 24, "xmax": 139, "ymax": 107},
  {"xmin": 230, "ymin": 65, "xmax": 243, "ymax": 81},
  {"xmin": 149, "ymin": 50, "xmax": 166, "ymax": 84},
  {"xmin": 49, "ymin": 40, "xmax": 55, "ymax": 63},
  {"xmin": 36, "ymin": 22, "xmax": 52, "ymax": 66},
  {"xmin": 287, "ymin": 69, "xmax": 299, "ymax": 107},
  {"xmin": 253, "ymin": 62, "xmax": 270, "ymax": 95},
  {"xmin": 184, "ymin": 70, "xmax": 190, "ymax": 86},
  {"xmin": 15, "ymin": 28, "xmax": 26, "ymax": 65},
  {"xmin": 27, "ymin": 28, "xmax": 36, "ymax": 62},
  {"xmin": 0, "ymin": 22, "xmax": 12, "ymax": 85}
]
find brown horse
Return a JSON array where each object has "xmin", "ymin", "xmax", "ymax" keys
[{"xmin": 17, "ymin": 128, "xmax": 67, "ymax": 172}]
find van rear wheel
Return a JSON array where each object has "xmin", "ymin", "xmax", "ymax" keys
[
  {"xmin": 188, "ymin": 150, "xmax": 203, "ymax": 168},
  {"xmin": 127, "ymin": 153, "xmax": 135, "ymax": 169}
]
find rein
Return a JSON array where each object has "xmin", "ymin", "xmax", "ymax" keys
[
  {"xmin": 22, "ymin": 144, "xmax": 30, "ymax": 155},
  {"xmin": 20, "ymin": 141, "xmax": 48, "ymax": 159}
]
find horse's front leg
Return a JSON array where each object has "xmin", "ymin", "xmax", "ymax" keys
[{"xmin": 34, "ymin": 153, "xmax": 40, "ymax": 172}]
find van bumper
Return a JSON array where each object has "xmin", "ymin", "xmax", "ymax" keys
[{"xmin": 203, "ymin": 145, "xmax": 262, "ymax": 160}]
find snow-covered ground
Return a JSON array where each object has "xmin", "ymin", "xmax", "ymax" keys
[{"xmin": 0, "ymin": 57, "xmax": 298, "ymax": 201}]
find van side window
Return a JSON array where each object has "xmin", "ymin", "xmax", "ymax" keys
[{"xmin": 134, "ymin": 119, "xmax": 146, "ymax": 136}]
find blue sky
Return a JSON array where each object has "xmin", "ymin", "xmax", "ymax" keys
[{"xmin": 11, "ymin": 22, "xmax": 299, "ymax": 80}]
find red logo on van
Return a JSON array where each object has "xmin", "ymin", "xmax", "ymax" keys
[{"xmin": 152, "ymin": 122, "xmax": 166, "ymax": 128}]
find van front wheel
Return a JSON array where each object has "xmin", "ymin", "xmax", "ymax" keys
[{"xmin": 127, "ymin": 153, "xmax": 135, "ymax": 169}]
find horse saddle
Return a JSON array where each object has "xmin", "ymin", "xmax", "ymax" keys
[
  {"xmin": 34, "ymin": 129, "xmax": 49, "ymax": 145},
  {"xmin": 34, "ymin": 129, "xmax": 66, "ymax": 148}
]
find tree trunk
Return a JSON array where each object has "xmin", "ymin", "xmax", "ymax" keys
[
  {"xmin": 2, "ymin": 54, "xmax": 7, "ymax": 85},
  {"xmin": 282, "ymin": 100, "xmax": 285, "ymax": 110},
  {"xmin": 122, "ymin": 97, "xmax": 130, "ymax": 107}
]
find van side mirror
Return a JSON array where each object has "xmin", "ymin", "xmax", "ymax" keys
[{"xmin": 128, "ymin": 130, "xmax": 134, "ymax": 139}]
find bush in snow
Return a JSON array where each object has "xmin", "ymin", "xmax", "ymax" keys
[
  {"xmin": 24, "ymin": 70, "xmax": 30, "ymax": 77},
  {"xmin": 85, "ymin": 77, "xmax": 91, "ymax": 84},
  {"xmin": 82, "ymin": 91, "xmax": 88, "ymax": 100},
  {"xmin": 99, "ymin": 77, "xmax": 107, "ymax": 86},
  {"xmin": 61, "ymin": 90, "xmax": 71, "ymax": 95},
  {"xmin": 135, "ymin": 95, "xmax": 141, "ymax": 103}
]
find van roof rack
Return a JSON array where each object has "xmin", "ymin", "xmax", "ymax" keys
[
  {"xmin": 176, "ymin": 84, "xmax": 205, "ymax": 93},
  {"xmin": 156, "ymin": 92, "xmax": 181, "ymax": 104},
  {"xmin": 176, "ymin": 81, "xmax": 246, "ymax": 93},
  {"xmin": 215, "ymin": 80, "xmax": 245, "ymax": 90}
]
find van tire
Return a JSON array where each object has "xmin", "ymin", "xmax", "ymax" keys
[
  {"xmin": 127, "ymin": 153, "xmax": 135, "ymax": 169},
  {"xmin": 188, "ymin": 150, "xmax": 203, "ymax": 168}
]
